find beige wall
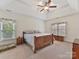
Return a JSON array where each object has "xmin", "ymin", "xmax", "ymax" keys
[
  {"xmin": 15, "ymin": 15, "xmax": 45, "ymax": 37},
  {"xmin": 0, "ymin": 10, "xmax": 45, "ymax": 37},
  {"xmin": 45, "ymin": 13, "xmax": 79, "ymax": 42}
]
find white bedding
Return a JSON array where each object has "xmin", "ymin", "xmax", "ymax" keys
[{"xmin": 24, "ymin": 33, "xmax": 51, "ymax": 51}]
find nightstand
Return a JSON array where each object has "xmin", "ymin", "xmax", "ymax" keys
[{"xmin": 17, "ymin": 36, "xmax": 24, "ymax": 45}]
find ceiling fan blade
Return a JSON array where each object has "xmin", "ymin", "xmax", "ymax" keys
[
  {"xmin": 37, "ymin": 5, "xmax": 44, "ymax": 7},
  {"xmin": 49, "ymin": 6, "xmax": 57, "ymax": 8},
  {"xmin": 40, "ymin": 9, "xmax": 44, "ymax": 12},
  {"xmin": 48, "ymin": 0, "xmax": 51, "ymax": 3}
]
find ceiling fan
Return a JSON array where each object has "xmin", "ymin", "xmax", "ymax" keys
[{"xmin": 37, "ymin": 0, "xmax": 57, "ymax": 12}]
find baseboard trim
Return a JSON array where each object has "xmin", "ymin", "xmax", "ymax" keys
[{"xmin": 64, "ymin": 41, "xmax": 73, "ymax": 44}]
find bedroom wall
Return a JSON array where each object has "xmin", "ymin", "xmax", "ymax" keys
[
  {"xmin": 0, "ymin": 10, "xmax": 45, "ymax": 38},
  {"xmin": 15, "ymin": 14, "xmax": 45, "ymax": 37},
  {"xmin": 45, "ymin": 13, "xmax": 79, "ymax": 42}
]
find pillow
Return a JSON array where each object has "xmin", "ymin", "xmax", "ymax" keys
[{"xmin": 23, "ymin": 30, "xmax": 41, "ymax": 34}]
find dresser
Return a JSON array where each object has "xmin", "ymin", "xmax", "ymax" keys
[{"xmin": 73, "ymin": 39, "xmax": 79, "ymax": 59}]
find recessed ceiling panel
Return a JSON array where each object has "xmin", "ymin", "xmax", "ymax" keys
[
  {"xmin": 67, "ymin": 0, "xmax": 79, "ymax": 11},
  {"xmin": 0, "ymin": 0, "xmax": 78, "ymax": 20}
]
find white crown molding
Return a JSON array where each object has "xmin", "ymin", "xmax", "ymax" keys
[{"xmin": 45, "ymin": 11, "xmax": 79, "ymax": 22}]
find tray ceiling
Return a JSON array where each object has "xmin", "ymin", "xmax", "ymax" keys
[{"xmin": 0, "ymin": 0, "xmax": 79, "ymax": 20}]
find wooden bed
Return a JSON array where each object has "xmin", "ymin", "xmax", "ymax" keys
[{"xmin": 23, "ymin": 32, "xmax": 53, "ymax": 53}]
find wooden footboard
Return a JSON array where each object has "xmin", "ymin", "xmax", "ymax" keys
[{"xmin": 34, "ymin": 34, "xmax": 53, "ymax": 53}]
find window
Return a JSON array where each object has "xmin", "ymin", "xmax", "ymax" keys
[
  {"xmin": 58, "ymin": 23, "xmax": 66, "ymax": 36},
  {"xmin": 51, "ymin": 22, "xmax": 67, "ymax": 36},
  {"xmin": 0, "ymin": 19, "xmax": 16, "ymax": 41},
  {"xmin": 0, "ymin": 22, "xmax": 1, "ymax": 30}
]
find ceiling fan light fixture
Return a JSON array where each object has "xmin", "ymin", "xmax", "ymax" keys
[{"xmin": 44, "ymin": 6, "xmax": 49, "ymax": 10}]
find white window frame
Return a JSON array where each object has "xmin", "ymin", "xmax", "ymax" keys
[
  {"xmin": 0, "ymin": 22, "xmax": 3, "ymax": 41},
  {"xmin": 0, "ymin": 22, "xmax": 2, "ymax": 30}
]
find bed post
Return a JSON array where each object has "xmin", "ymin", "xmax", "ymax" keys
[
  {"xmin": 34, "ymin": 49, "xmax": 36, "ymax": 53},
  {"xmin": 34, "ymin": 36, "xmax": 37, "ymax": 53},
  {"xmin": 23, "ymin": 32, "xmax": 25, "ymax": 43},
  {"xmin": 52, "ymin": 34, "xmax": 54, "ymax": 44},
  {"xmin": 23, "ymin": 32, "xmax": 24, "ymax": 40}
]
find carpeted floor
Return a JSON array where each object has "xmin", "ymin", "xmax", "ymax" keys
[
  {"xmin": 0, "ymin": 44, "xmax": 33, "ymax": 59},
  {"xmin": 27, "ymin": 41, "xmax": 72, "ymax": 59},
  {"xmin": 0, "ymin": 41, "xmax": 72, "ymax": 59}
]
